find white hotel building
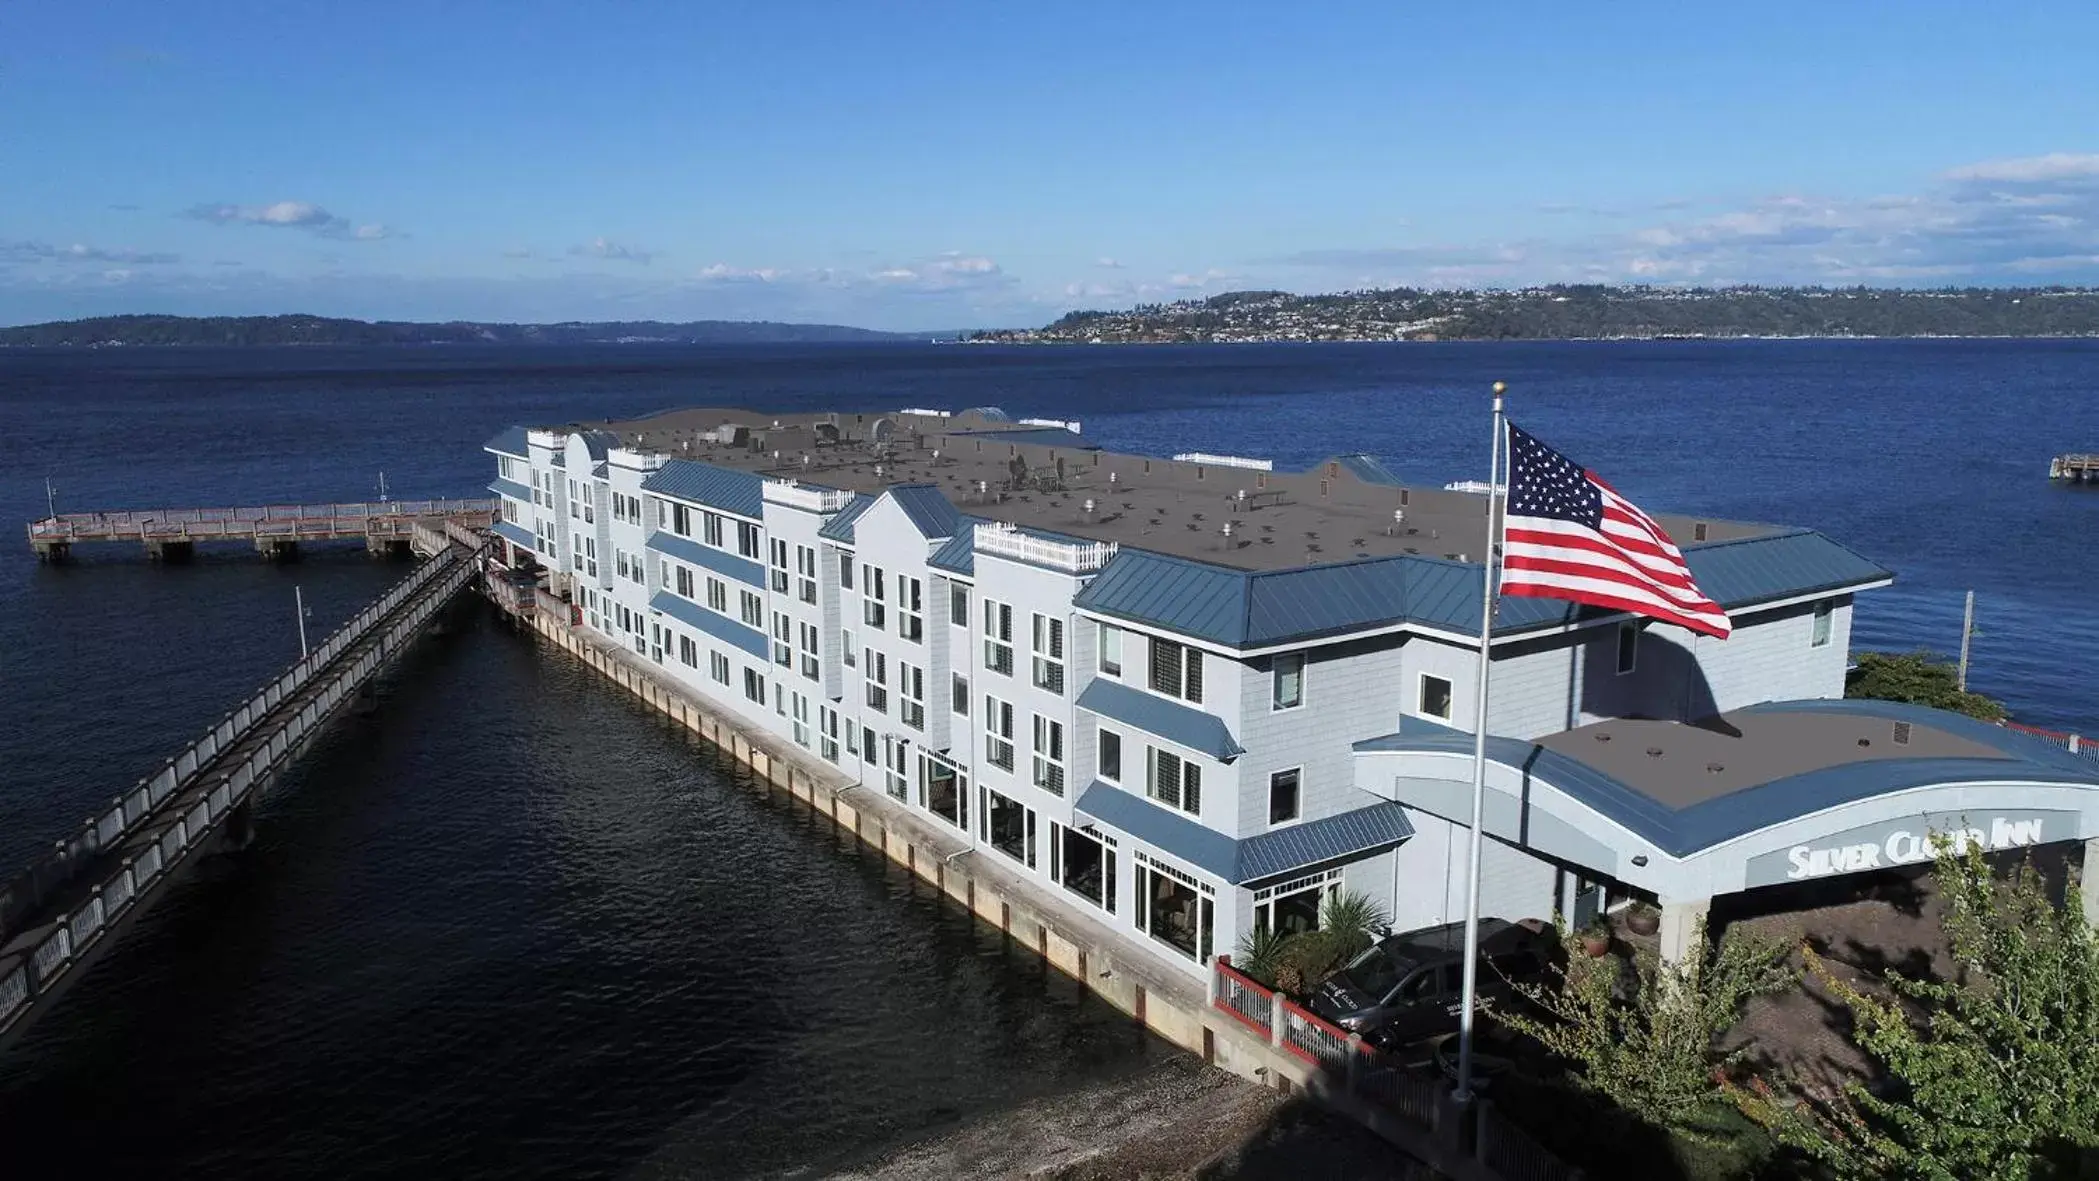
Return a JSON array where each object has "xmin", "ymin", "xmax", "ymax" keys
[{"xmin": 485, "ymin": 406, "xmax": 2099, "ymax": 976}]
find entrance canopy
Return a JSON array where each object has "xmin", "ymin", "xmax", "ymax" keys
[{"xmin": 1354, "ymin": 699, "xmax": 2099, "ymax": 903}]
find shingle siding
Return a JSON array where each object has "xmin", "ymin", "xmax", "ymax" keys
[{"xmin": 1235, "ymin": 637, "xmax": 1411, "ymax": 839}]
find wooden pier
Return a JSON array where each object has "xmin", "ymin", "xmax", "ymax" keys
[
  {"xmin": 2050, "ymin": 454, "xmax": 2099, "ymax": 483},
  {"xmin": 26, "ymin": 498, "xmax": 497, "ymax": 562},
  {"xmin": 0, "ymin": 528, "xmax": 492, "ymax": 1050}
]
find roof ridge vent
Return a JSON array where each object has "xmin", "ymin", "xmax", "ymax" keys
[{"xmin": 1892, "ymin": 721, "xmax": 1913, "ymax": 746}]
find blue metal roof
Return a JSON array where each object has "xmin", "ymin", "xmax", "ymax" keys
[
  {"xmin": 889, "ymin": 484, "xmax": 963, "ymax": 538},
  {"xmin": 488, "ymin": 477, "xmax": 533, "ymax": 502},
  {"xmin": 641, "ymin": 459, "xmax": 764, "ymax": 520},
  {"xmin": 1354, "ymin": 698, "xmax": 2099, "ymax": 858},
  {"xmin": 1074, "ymin": 783, "xmax": 1414, "ymax": 884},
  {"xmin": 929, "ymin": 515, "xmax": 989, "ymax": 576},
  {"xmin": 577, "ymin": 429, "xmax": 618, "ymax": 461},
  {"xmin": 817, "ymin": 494, "xmax": 877, "ymax": 544},
  {"xmin": 1333, "ymin": 454, "xmax": 1403, "ymax": 485},
  {"xmin": 646, "ymin": 530, "xmax": 765, "ymax": 588},
  {"xmin": 483, "ymin": 426, "xmax": 531, "ymax": 458},
  {"xmin": 650, "ymin": 591, "xmax": 769, "ymax": 660},
  {"xmin": 957, "ymin": 427, "xmax": 1101, "ymax": 449},
  {"xmin": 491, "ymin": 520, "xmax": 535, "ymax": 549},
  {"xmin": 1075, "ymin": 678, "xmax": 1245, "ymax": 760},
  {"xmin": 1075, "ymin": 530, "xmax": 1892, "ymax": 650}
]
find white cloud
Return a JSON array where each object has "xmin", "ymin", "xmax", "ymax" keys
[
  {"xmin": 1944, "ymin": 152, "xmax": 2099, "ymax": 184},
  {"xmin": 697, "ymin": 263, "xmax": 786, "ymax": 282},
  {"xmin": 1095, "ymin": 256, "xmax": 1125, "ymax": 269},
  {"xmin": 571, "ymin": 237, "xmax": 655, "ymax": 264},
  {"xmin": 353, "ymin": 224, "xmax": 393, "ymax": 241},
  {"xmin": 2, "ymin": 240, "xmax": 179, "ymax": 265},
  {"xmin": 185, "ymin": 200, "xmax": 390, "ymax": 241}
]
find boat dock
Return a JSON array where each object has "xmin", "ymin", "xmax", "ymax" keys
[
  {"xmin": 0, "ymin": 515, "xmax": 494, "ymax": 1051},
  {"xmin": 26, "ymin": 498, "xmax": 497, "ymax": 561},
  {"xmin": 2050, "ymin": 454, "xmax": 2099, "ymax": 483}
]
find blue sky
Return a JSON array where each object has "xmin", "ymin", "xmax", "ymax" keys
[{"xmin": 6, "ymin": 0, "xmax": 2099, "ymax": 329}]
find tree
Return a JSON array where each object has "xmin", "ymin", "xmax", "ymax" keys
[
  {"xmin": 1732, "ymin": 846, "xmax": 2099, "ymax": 1179},
  {"xmin": 1497, "ymin": 917, "xmax": 1794, "ymax": 1141},
  {"xmin": 1845, "ymin": 651, "xmax": 2007, "ymax": 721}
]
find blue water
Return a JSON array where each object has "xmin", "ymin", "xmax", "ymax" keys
[{"xmin": 0, "ymin": 339, "xmax": 2093, "ymax": 1175}]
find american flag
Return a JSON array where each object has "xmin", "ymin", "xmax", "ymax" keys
[{"xmin": 1499, "ymin": 425, "xmax": 1732, "ymax": 639}]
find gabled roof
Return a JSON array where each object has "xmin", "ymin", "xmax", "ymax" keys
[
  {"xmin": 1074, "ymin": 529, "xmax": 1892, "ymax": 650},
  {"xmin": 817, "ymin": 494, "xmax": 877, "ymax": 544},
  {"xmin": 929, "ymin": 515, "xmax": 990, "ymax": 576},
  {"xmin": 483, "ymin": 426, "xmax": 531, "ymax": 459},
  {"xmin": 1073, "ymin": 783, "xmax": 1414, "ymax": 884},
  {"xmin": 641, "ymin": 458, "xmax": 764, "ymax": 520},
  {"xmin": 889, "ymin": 483, "xmax": 963, "ymax": 539}
]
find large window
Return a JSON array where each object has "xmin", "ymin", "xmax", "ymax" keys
[
  {"xmin": 839, "ymin": 553, "xmax": 854, "ymax": 591},
  {"xmin": 796, "ymin": 545, "xmax": 818, "ymax": 604},
  {"xmin": 674, "ymin": 564, "xmax": 694, "ymax": 598},
  {"xmin": 864, "ymin": 565, "xmax": 887, "ymax": 630},
  {"xmin": 736, "ymin": 521, "xmax": 761, "ymax": 559},
  {"xmin": 771, "ymin": 612, "xmax": 792, "ymax": 667},
  {"xmin": 677, "ymin": 634, "xmax": 698, "ymax": 668},
  {"xmin": 1098, "ymin": 729, "xmax": 1122, "ymax": 782},
  {"xmin": 1146, "ymin": 748, "xmax": 1201, "ymax": 815},
  {"xmin": 710, "ymin": 651, "xmax": 731, "ymax": 685},
  {"xmin": 1031, "ymin": 614, "xmax": 1065, "ymax": 695},
  {"xmin": 703, "ymin": 511, "xmax": 724, "ymax": 547},
  {"xmin": 790, "ymin": 691, "xmax": 810, "ymax": 748},
  {"xmin": 1097, "ymin": 624, "xmax": 1123, "ymax": 678},
  {"xmin": 950, "ymin": 583, "xmax": 968, "ymax": 627},
  {"xmin": 1053, "ymin": 823, "xmax": 1115, "ymax": 913},
  {"xmin": 899, "ymin": 661, "xmax": 926, "ymax": 731},
  {"xmin": 707, "ymin": 577, "xmax": 728, "ymax": 613},
  {"xmin": 982, "ymin": 787, "xmax": 1034, "ymax": 867},
  {"xmin": 1419, "ymin": 673, "xmax": 1453, "ymax": 721},
  {"xmin": 798, "ymin": 622, "xmax": 820, "ymax": 680},
  {"xmin": 883, "ymin": 737, "xmax": 908, "ymax": 800},
  {"xmin": 1149, "ymin": 638, "xmax": 1203, "ymax": 703},
  {"xmin": 865, "ymin": 649, "xmax": 889, "ymax": 713},
  {"xmin": 819, "ymin": 705, "xmax": 840, "ymax": 763},
  {"xmin": 742, "ymin": 667, "xmax": 766, "ymax": 704},
  {"xmin": 924, "ymin": 756, "xmax": 968, "ymax": 830},
  {"xmin": 769, "ymin": 538, "xmax": 790, "ymax": 593},
  {"xmin": 984, "ymin": 696, "xmax": 1015, "ymax": 771},
  {"xmin": 898, "ymin": 576, "xmax": 924, "ymax": 643},
  {"xmin": 951, "ymin": 672, "xmax": 970, "ymax": 716},
  {"xmin": 1031, "ymin": 715, "xmax": 1065, "ymax": 796},
  {"xmin": 1252, "ymin": 869, "xmax": 1340, "ymax": 938},
  {"xmin": 982, "ymin": 599, "xmax": 1014, "ymax": 675},
  {"xmin": 1811, "ymin": 600, "xmax": 1833, "ymax": 648},
  {"xmin": 1272, "ymin": 652, "xmax": 1305, "ymax": 711},
  {"xmin": 1135, "ymin": 853, "xmax": 1212, "ymax": 962},
  {"xmin": 671, "ymin": 503, "xmax": 692, "ymax": 536},
  {"xmin": 740, "ymin": 590, "xmax": 764, "ymax": 628},
  {"xmin": 1269, "ymin": 767, "xmax": 1301, "ymax": 824}
]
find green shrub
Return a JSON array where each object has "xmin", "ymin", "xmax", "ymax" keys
[{"xmin": 1234, "ymin": 924, "xmax": 1289, "ymax": 988}]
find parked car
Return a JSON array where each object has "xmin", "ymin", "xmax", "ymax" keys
[{"xmin": 1308, "ymin": 917, "xmax": 1553, "ymax": 1049}]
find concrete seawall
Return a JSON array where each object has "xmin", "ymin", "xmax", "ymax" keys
[{"xmin": 512, "ymin": 603, "xmax": 1507, "ymax": 1180}]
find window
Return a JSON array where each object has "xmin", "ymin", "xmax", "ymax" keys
[
  {"xmin": 796, "ymin": 545, "xmax": 817, "ymax": 604},
  {"xmin": 790, "ymin": 692, "xmax": 810, "ymax": 748},
  {"xmin": 1269, "ymin": 768, "xmax": 1302, "ymax": 824},
  {"xmin": 1098, "ymin": 624, "xmax": 1123, "ymax": 677},
  {"xmin": 983, "ymin": 599, "xmax": 1014, "ymax": 675},
  {"xmin": 842, "ymin": 628, "xmax": 857, "ymax": 667},
  {"xmin": 925, "ymin": 757, "xmax": 968, "ymax": 829},
  {"xmin": 1148, "ymin": 638, "xmax": 1203, "ymax": 703},
  {"xmin": 883, "ymin": 738, "xmax": 908, "ymax": 801},
  {"xmin": 819, "ymin": 706, "xmax": 840, "ymax": 763},
  {"xmin": 1098, "ymin": 730, "xmax": 1122, "ymax": 782},
  {"xmin": 1272, "ymin": 653, "xmax": 1305, "ymax": 710},
  {"xmin": 1145, "ymin": 748, "xmax": 1201, "ymax": 815},
  {"xmin": 1616, "ymin": 622, "xmax": 1639, "ymax": 676},
  {"xmin": 1811, "ymin": 600, "xmax": 1833, "ymax": 648},
  {"xmin": 770, "ymin": 539, "xmax": 790, "ymax": 593},
  {"xmin": 983, "ymin": 788, "xmax": 1032, "ymax": 867},
  {"xmin": 707, "ymin": 577, "xmax": 728, "ymax": 613},
  {"xmin": 839, "ymin": 553, "xmax": 854, "ymax": 591},
  {"xmin": 898, "ymin": 576, "xmax": 924, "ymax": 642},
  {"xmin": 1054, "ymin": 824, "xmax": 1114, "ymax": 912},
  {"xmin": 1252, "ymin": 869, "xmax": 1340, "ymax": 938},
  {"xmin": 710, "ymin": 651, "xmax": 731, "ymax": 685},
  {"xmin": 1135, "ymin": 852, "xmax": 1212, "ymax": 962},
  {"xmin": 846, "ymin": 723, "xmax": 861, "ymax": 757},
  {"xmin": 675, "ymin": 565, "xmax": 694, "ymax": 599},
  {"xmin": 984, "ymin": 696, "xmax": 1015, "ymax": 770},
  {"xmin": 771, "ymin": 612, "xmax": 792, "ymax": 667},
  {"xmin": 1031, "ymin": 614, "xmax": 1065, "ymax": 695},
  {"xmin": 864, "ymin": 565, "xmax": 887, "ymax": 630},
  {"xmin": 1031, "ymin": 715, "xmax": 1065, "ymax": 796},
  {"xmin": 950, "ymin": 584, "xmax": 968, "ymax": 626},
  {"xmin": 865, "ymin": 649, "xmax": 889, "ymax": 713},
  {"xmin": 671, "ymin": 503, "xmax": 692, "ymax": 537},
  {"xmin": 703, "ymin": 511, "xmax": 724, "ymax": 548},
  {"xmin": 799, "ymin": 622, "xmax": 820, "ymax": 680},
  {"xmin": 739, "ymin": 590, "xmax": 764, "ymax": 628},
  {"xmin": 678, "ymin": 634, "xmax": 699, "ymax": 668},
  {"xmin": 952, "ymin": 673, "xmax": 970, "ymax": 715},
  {"xmin": 736, "ymin": 522, "xmax": 761, "ymax": 559},
  {"xmin": 1419, "ymin": 674, "xmax": 1453, "ymax": 721},
  {"xmin": 742, "ymin": 667, "xmax": 765, "ymax": 704},
  {"xmin": 899, "ymin": 662, "xmax": 925, "ymax": 731}
]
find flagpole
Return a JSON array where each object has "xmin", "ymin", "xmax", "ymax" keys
[{"xmin": 1454, "ymin": 380, "xmax": 1507, "ymax": 1106}]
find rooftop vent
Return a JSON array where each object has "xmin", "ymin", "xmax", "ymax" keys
[
  {"xmin": 1646, "ymin": 747, "xmax": 1664, "ymax": 758},
  {"xmin": 1893, "ymin": 721, "xmax": 1913, "ymax": 746},
  {"xmin": 1693, "ymin": 522, "xmax": 1710, "ymax": 542}
]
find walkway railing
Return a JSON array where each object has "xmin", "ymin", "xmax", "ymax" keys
[
  {"xmin": 0, "ymin": 541, "xmax": 486, "ymax": 1039},
  {"xmin": 28, "ymin": 499, "xmax": 495, "ymax": 542},
  {"xmin": 2004, "ymin": 720, "xmax": 2094, "ymax": 761}
]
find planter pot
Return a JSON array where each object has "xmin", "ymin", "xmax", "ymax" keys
[
  {"xmin": 1581, "ymin": 932, "xmax": 1611, "ymax": 957},
  {"xmin": 1624, "ymin": 907, "xmax": 1661, "ymax": 936}
]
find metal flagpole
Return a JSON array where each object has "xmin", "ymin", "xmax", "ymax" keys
[
  {"xmin": 1957, "ymin": 590, "xmax": 1975, "ymax": 691},
  {"xmin": 1454, "ymin": 381, "xmax": 1507, "ymax": 1106}
]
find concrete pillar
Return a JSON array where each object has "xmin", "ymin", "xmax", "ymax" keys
[
  {"xmin": 1656, "ymin": 899, "xmax": 1710, "ymax": 967},
  {"xmin": 145, "ymin": 539, "xmax": 194, "ymax": 562},
  {"xmin": 2083, "ymin": 839, "xmax": 2099, "ymax": 930},
  {"xmin": 32, "ymin": 540, "xmax": 69, "ymax": 563},
  {"xmin": 255, "ymin": 538, "xmax": 299, "ymax": 562}
]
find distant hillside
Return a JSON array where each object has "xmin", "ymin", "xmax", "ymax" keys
[
  {"xmin": 0, "ymin": 313, "xmax": 927, "ymax": 348},
  {"xmin": 969, "ymin": 285, "xmax": 2099, "ymax": 343}
]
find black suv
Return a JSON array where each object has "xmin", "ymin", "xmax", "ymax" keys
[{"xmin": 1307, "ymin": 917, "xmax": 1552, "ymax": 1049}]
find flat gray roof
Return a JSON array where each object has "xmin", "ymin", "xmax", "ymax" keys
[
  {"xmin": 1535, "ymin": 709, "xmax": 2011, "ymax": 809},
  {"xmin": 567, "ymin": 405, "xmax": 1777, "ymax": 573}
]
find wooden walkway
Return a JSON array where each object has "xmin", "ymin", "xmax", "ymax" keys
[
  {"xmin": 2050, "ymin": 454, "xmax": 2099, "ymax": 483},
  {"xmin": 0, "ymin": 529, "xmax": 490, "ymax": 1050},
  {"xmin": 27, "ymin": 498, "xmax": 497, "ymax": 560}
]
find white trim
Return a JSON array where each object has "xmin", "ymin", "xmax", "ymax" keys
[
  {"xmin": 1269, "ymin": 651, "xmax": 1306, "ymax": 712},
  {"xmin": 1416, "ymin": 671, "xmax": 1456, "ymax": 722},
  {"xmin": 1266, "ymin": 765, "xmax": 1306, "ymax": 827}
]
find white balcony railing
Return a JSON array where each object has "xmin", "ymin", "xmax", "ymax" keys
[
  {"xmin": 974, "ymin": 522, "xmax": 1116, "ymax": 573},
  {"xmin": 763, "ymin": 479, "xmax": 855, "ymax": 513}
]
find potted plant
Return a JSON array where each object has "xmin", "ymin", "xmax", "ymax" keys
[
  {"xmin": 1623, "ymin": 900, "xmax": 1661, "ymax": 937},
  {"xmin": 1579, "ymin": 916, "xmax": 1612, "ymax": 958}
]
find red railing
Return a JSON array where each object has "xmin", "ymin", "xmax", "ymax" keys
[
  {"xmin": 1278, "ymin": 995, "xmax": 1355, "ymax": 1070},
  {"xmin": 2003, "ymin": 720, "xmax": 2093, "ymax": 760},
  {"xmin": 1211, "ymin": 956, "xmax": 1275, "ymax": 1038}
]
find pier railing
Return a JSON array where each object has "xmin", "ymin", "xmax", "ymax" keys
[
  {"xmin": 2004, "ymin": 720, "xmax": 2094, "ymax": 762},
  {"xmin": 28, "ymin": 498, "xmax": 496, "ymax": 542},
  {"xmin": 0, "ymin": 542, "xmax": 486, "ymax": 1035}
]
